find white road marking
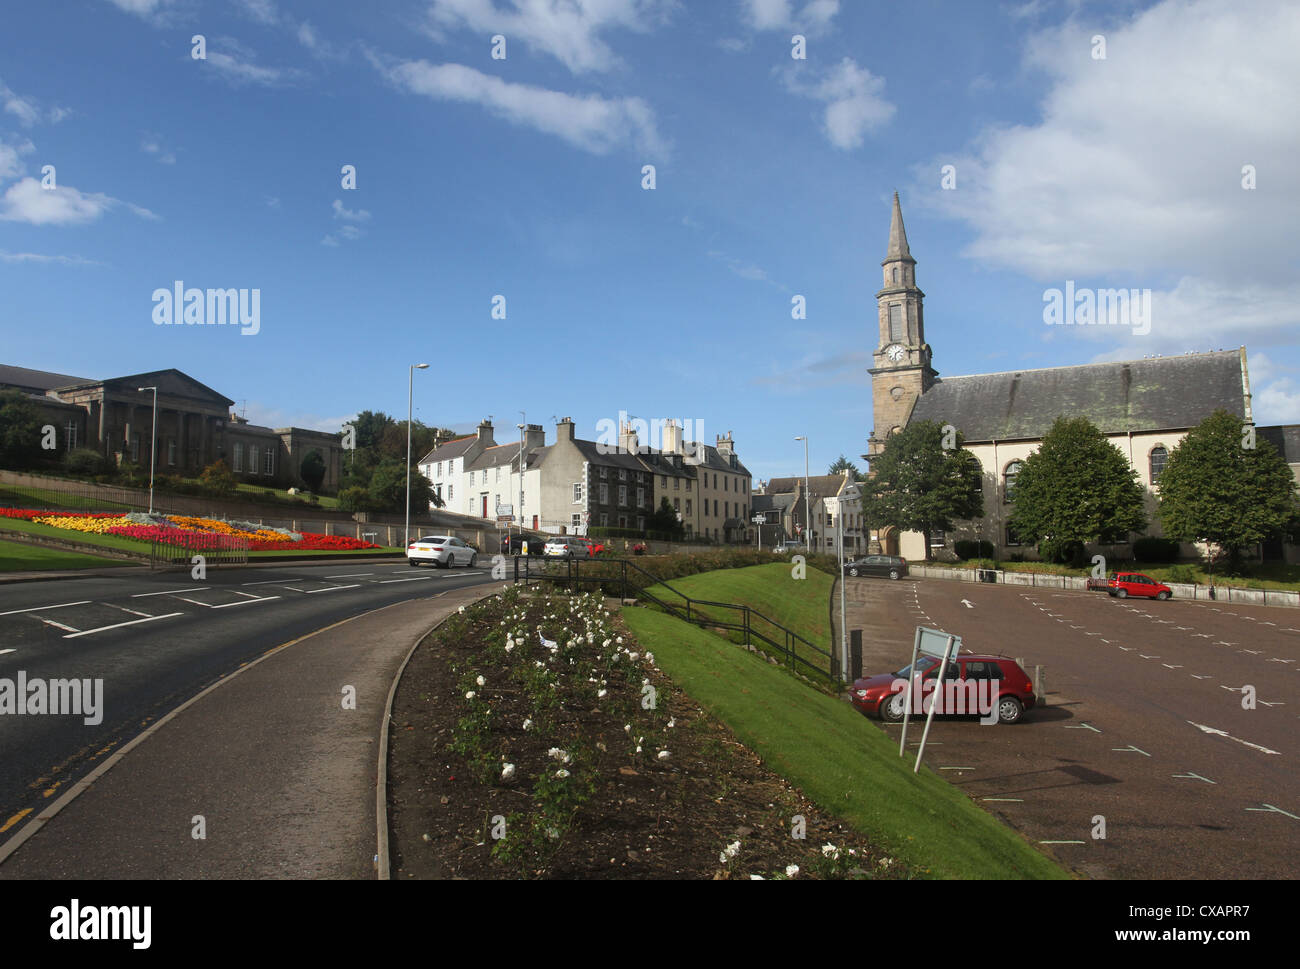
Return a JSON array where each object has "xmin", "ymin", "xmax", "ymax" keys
[
  {"xmin": 1172, "ymin": 772, "xmax": 1215, "ymax": 784},
  {"xmin": 1112, "ymin": 745, "xmax": 1150, "ymax": 756},
  {"xmin": 0, "ymin": 648, "xmax": 14, "ymax": 655},
  {"xmin": 1267, "ymin": 657, "xmax": 1295, "ymax": 663},
  {"xmin": 1187, "ymin": 721, "xmax": 1281, "ymax": 755},
  {"xmin": 1139, "ymin": 654, "xmax": 1159, "ymax": 659},
  {"xmin": 1241, "ymin": 649, "xmax": 1262, "ymax": 655},
  {"xmin": 106, "ymin": 604, "xmax": 154, "ymax": 618},
  {"xmin": 1191, "ymin": 674, "xmax": 1213, "ymax": 680},
  {"xmin": 40, "ymin": 618, "xmax": 79, "ymax": 633},
  {"xmin": 132, "ymin": 587, "xmax": 209, "ymax": 597},
  {"xmin": 1066, "ymin": 722, "xmax": 1102, "ymax": 732},
  {"xmin": 242, "ymin": 579, "xmax": 294, "ymax": 586},
  {"xmin": 324, "ymin": 572, "xmax": 374, "ymax": 578},
  {"xmin": 379, "ymin": 576, "xmax": 439, "ymax": 584},
  {"xmin": 1246, "ymin": 804, "xmax": 1300, "ymax": 821},
  {"xmin": 1162, "ymin": 664, "xmax": 1183, "ymax": 669},
  {"xmin": 0, "ymin": 601, "xmax": 91, "ymax": 616},
  {"xmin": 64, "ymin": 612, "xmax": 184, "ymax": 639},
  {"xmin": 1118, "ymin": 646, "xmax": 1134, "ymax": 651},
  {"xmin": 982, "ymin": 797, "xmax": 1023, "ymax": 802},
  {"xmin": 1040, "ymin": 840, "xmax": 1086, "ymax": 845},
  {"xmin": 301, "ymin": 584, "xmax": 361, "ymax": 594},
  {"xmin": 211, "ymin": 596, "xmax": 280, "ymax": 609}
]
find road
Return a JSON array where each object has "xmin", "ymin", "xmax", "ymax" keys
[
  {"xmin": 0, "ymin": 560, "xmax": 497, "ymax": 855},
  {"xmin": 840, "ymin": 575, "xmax": 1300, "ymax": 879}
]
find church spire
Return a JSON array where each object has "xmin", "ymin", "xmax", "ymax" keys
[{"xmin": 885, "ymin": 191, "xmax": 913, "ymax": 264}]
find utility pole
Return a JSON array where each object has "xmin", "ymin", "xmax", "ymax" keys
[{"xmin": 405, "ymin": 363, "xmax": 429, "ymax": 549}]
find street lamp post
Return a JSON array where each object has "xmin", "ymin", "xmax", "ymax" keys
[
  {"xmin": 405, "ymin": 363, "xmax": 429, "ymax": 550},
  {"xmin": 137, "ymin": 386, "xmax": 158, "ymax": 514},
  {"xmin": 517, "ymin": 412, "xmax": 526, "ymax": 541},
  {"xmin": 795, "ymin": 435, "xmax": 810, "ymax": 552}
]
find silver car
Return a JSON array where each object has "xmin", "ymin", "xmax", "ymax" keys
[
  {"xmin": 407, "ymin": 535, "xmax": 478, "ymax": 568},
  {"xmin": 543, "ymin": 536, "xmax": 591, "ymax": 559}
]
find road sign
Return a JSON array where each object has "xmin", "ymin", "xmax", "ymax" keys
[
  {"xmin": 752, "ymin": 514, "xmax": 766, "ymax": 524},
  {"xmin": 917, "ymin": 627, "xmax": 963, "ymax": 659},
  {"xmin": 496, "ymin": 504, "xmax": 513, "ymax": 517}
]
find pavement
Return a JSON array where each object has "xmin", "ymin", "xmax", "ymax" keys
[{"xmin": 0, "ymin": 582, "xmax": 495, "ymax": 879}]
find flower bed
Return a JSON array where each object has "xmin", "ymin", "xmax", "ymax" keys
[{"xmin": 1, "ymin": 509, "xmax": 378, "ymax": 551}]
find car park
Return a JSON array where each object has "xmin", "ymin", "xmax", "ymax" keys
[
  {"xmin": 408, "ymin": 535, "xmax": 478, "ymax": 568},
  {"xmin": 843, "ymin": 554, "xmax": 908, "ymax": 580},
  {"xmin": 1108, "ymin": 572, "xmax": 1173, "ymax": 599},
  {"xmin": 543, "ymin": 536, "xmax": 592, "ymax": 559},
  {"xmin": 850, "ymin": 654, "xmax": 1036, "ymax": 724}
]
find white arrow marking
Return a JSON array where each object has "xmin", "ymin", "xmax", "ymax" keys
[
  {"xmin": 1191, "ymin": 674, "xmax": 1213, "ymax": 680},
  {"xmin": 1112, "ymin": 745, "xmax": 1150, "ymax": 756},
  {"xmin": 1066, "ymin": 722, "xmax": 1102, "ymax": 732},
  {"xmin": 1260, "ymin": 701, "xmax": 1285, "ymax": 707},
  {"xmin": 1118, "ymin": 646, "xmax": 1134, "ymax": 652},
  {"xmin": 1139, "ymin": 654, "xmax": 1159, "ymax": 659},
  {"xmin": 960, "ymin": 599, "xmax": 974, "ymax": 608},
  {"xmin": 1162, "ymin": 663, "xmax": 1183, "ymax": 669},
  {"xmin": 1186, "ymin": 721, "xmax": 1281, "ymax": 755},
  {"xmin": 1246, "ymin": 804, "xmax": 1300, "ymax": 821},
  {"xmin": 1172, "ymin": 771, "xmax": 1215, "ymax": 783}
]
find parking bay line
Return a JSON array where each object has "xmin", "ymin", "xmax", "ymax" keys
[
  {"xmin": 0, "ymin": 649, "xmax": 14, "ymax": 656},
  {"xmin": 131, "ymin": 587, "xmax": 209, "ymax": 598},
  {"xmin": 0, "ymin": 601, "xmax": 91, "ymax": 617},
  {"xmin": 63, "ymin": 612, "xmax": 184, "ymax": 639}
]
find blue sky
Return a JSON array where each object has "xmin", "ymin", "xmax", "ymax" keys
[{"xmin": 2, "ymin": 0, "xmax": 1297, "ymax": 483}]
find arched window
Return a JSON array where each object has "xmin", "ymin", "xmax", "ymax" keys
[
  {"xmin": 892, "ymin": 267, "xmax": 898, "ymax": 284},
  {"xmin": 1004, "ymin": 461, "xmax": 1022, "ymax": 503},
  {"xmin": 1149, "ymin": 446, "xmax": 1168, "ymax": 483}
]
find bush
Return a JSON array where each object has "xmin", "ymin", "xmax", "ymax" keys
[
  {"xmin": 63, "ymin": 448, "xmax": 109, "ymax": 477},
  {"xmin": 1133, "ymin": 536, "xmax": 1181, "ymax": 563},
  {"xmin": 338, "ymin": 486, "xmax": 370, "ymax": 512},
  {"xmin": 954, "ymin": 539, "xmax": 995, "ymax": 560},
  {"xmin": 199, "ymin": 459, "xmax": 238, "ymax": 496},
  {"xmin": 1165, "ymin": 564, "xmax": 1198, "ymax": 584}
]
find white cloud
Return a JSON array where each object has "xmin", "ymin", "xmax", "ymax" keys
[
  {"xmin": 0, "ymin": 177, "xmax": 158, "ymax": 225},
  {"xmin": 426, "ymin": 0, "xmax": 674, "ymax": 74},
  {"xmin": 0, "ymin": 136, "xmax": 35, "ymax": 180},
  {"xmin": 0, "ymin": 250, "xmax": 100, "ymax": 266},
  {"xmin": 741, "ymin": 0, "xmax": 839, "ymax": 33},
  {"xmin": 321, "ymin": 224, "xmax": 363, "ymax": 247},
  {"xmin": 104, "ymin": 0, "xmax": 173, "ymax": 15},
  {"xmin": 332, "ymin": 199, "xmax": 371, "ymax": 222},
  {"xmin": 1254, "ymin": 378, "xmax": 1300, "ymax": 426},
  {"xmin": 235, "ymin": 0, "xmax": 280, "ymax": 25},
  {"xmin": 296, "ymin": 21, "xmax": 338, "ymax": 58},
  {"xmin": 203, "ymin": 42, "xmax": 300, "ymax": 87},
  {"xmin": 1, "ymin": 77, "xmax": 71, "ymax": 127},
  {"xmin": 140, "ymin": 135, "xmax": 176, "ymax": 164},
  {"xmin": 384, "ymin": 59, "xmax": 666, "ymax": 156},
  {"xmin": 783, "ymin": 58, "xmax": 895, "ymax": 149}
]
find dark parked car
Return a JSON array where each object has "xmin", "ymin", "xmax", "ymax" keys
[
  {"xmin": 500, "ymin": 534, "xmax": 544, "ymax": 555},
  {"xmin": 850, "ymin": 654, "xmax": 1036, "ymax": 724},
  {"xmin": 1108, "ymin": 572, "xmax": 1172, "ymax": 600},
  {"xmin": 843, "ymin": 554, "xmax": 908, "ymax": 580}
]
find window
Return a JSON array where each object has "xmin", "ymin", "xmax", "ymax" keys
[
  {"xmin": 600, "ymin": 514, "xmax": 609, "ymax": 527},
  {"xmin": 1004, "ymin": 461, "xmax": 1022, "ymax": 503},
  {"xmin": 572, "ymin": 514, "xmax": 582, "ymax": 530},
  {"xmin": 599, "ymin": 483, "xmax": 608, "ymax": 504},
  {"xmin": 618, "ymin": 485, "xmax": 628, "ymax": 506},
  {"xmin": 673, "ymin": 477, "xmax": 680, "ymax": 490},
  {"xmin": 263, "ymin": 447, "xmax": 274, "ymax": 475},
  {"xmin": 1005, "ymin": 525, "xmax": 1021, "ymax": 547},
  {"xmin": 599, "ymin": 467, "xmax": 608, "ymax": 478},
  {"xmin": 65, "ymin": 421, "xmax": 78, "ymax": 451},
  {"xmin": 637, "ymin": 516, "xmax": 645, "ymax": 531},
  {"xmin": 713, "ymin": 499, "xmax": 719, "ymax": 516},
  {"xmin": 449, "ymin": 484, "xmax": 454, "ymax": 501},
  {"xmin": 618, "ymin": 515, "xmax": 628, "ymax": 528},
  {"xmin": 496, "ymin": 466, "xmax": 501, "ymax": 482},
  {"xmin": 685, "ymin": 499, "xmax": 692, "ymax": 515},
  {"xmin": 827, "ymin": 513, "xmax": 834, "ymax": 527},
  {"xmin": 928, "ymin": 529, "xmax": 945, "ymax": 547},
  {"xmin": 1149, "ymin": 446, "xmax": 1168, "ymax": 483},
  {"xmin": 889, "ymin": 303, "xmax": 904, "ymax": 342},
  {"xmin": 573, "ymin": 483, "xmax": 583, "ymax": 503},
  {"xmin": 685, "ymin": 479, "xmax": 691, "ymax": 492},
  {"xmin": 724, "ymin": 501, "xmax": 729, "ymax": 518},
  {"xmin": 892, "ymin": 266, "xmax": 898, "ymax": 284},
  {"xmin": 233, "ymin": 442, "xmax": 243, "ymax": 472},
  {"xmin": 167, "ymin": 439, "xmax": 176, "ymax": 466},
  {"xmin": 661, "ymin": 475, "xmax": 667, "ymax": 488},
  {"xmin": 619, "ymin": 469, "xmax": 627, "ymax": 481},
  {"xmin": 636, "ymin": 487, "xmax": 644, "ymax": 508},
  {"xmin": 130, "ymin": 435, "xmax": 140, "ymax": 463},
  {"xmin": 673, "ymin": 498, "xmax": 680, "ymax": 512},
  {"xmin": 725, "ymin": 477, "xmax": 729, "ymax": 491}
]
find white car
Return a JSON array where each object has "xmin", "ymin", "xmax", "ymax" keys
[
  {"xmin": 543, "ymin": 536, "xmax": 591, "ymax": 559},
  {"xmin": 774, "ymin": 540, "xmax": 803, "ymax": 554},
  {"xmin": 407, "ymin": 535, "xmax": 478, "ymax": 568}
]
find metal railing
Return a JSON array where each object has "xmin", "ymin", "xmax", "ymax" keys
[
  {"xmin": 150, "ymin": 533, "xmax": 250, "ymax": 570},
  {"xmin": 511, "ymin": 555, "xmax": 838, "ymax": 684}
]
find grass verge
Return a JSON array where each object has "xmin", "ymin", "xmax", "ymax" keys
[
  {"xmin": 0, "ymin": 539, "xmax": 131, "ymax": 571},
  {"xmin": 622, "ymin": 606, "xmax": 1070, "ymax": 880}
]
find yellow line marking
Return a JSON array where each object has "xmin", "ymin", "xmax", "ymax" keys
[{"xmin": 1, "ymin": 809, "xmax": 33, "ymax": 834}]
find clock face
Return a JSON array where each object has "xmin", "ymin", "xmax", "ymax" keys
[{"xmin": 885, "ymin": 344, "xmax": 906, "ymax": 363}]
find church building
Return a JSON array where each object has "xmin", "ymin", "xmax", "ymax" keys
[{"xmin": 863, "ymin": 194, "xmax": 1292, "ymax": 563}]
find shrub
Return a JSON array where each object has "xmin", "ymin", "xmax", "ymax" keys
[
  {"xmin": 199, "ymin": 459, "xmax": 238, "ymax": 496},
  {"xmin": 1165, "ymin": 564, "xmax": 1198, "ymax": 584},
  {"xmin": 1133, "ymin": 536, "xmax": 1181, "ymax": 563},
  {"xmin": 338, "ymin": 486, "xmax": 370, "ymax": 512},
  {"xmin": 953, "ymin": 539, "xmax": 995, "ymax": 560},
  {"xmin": 63, "ymin": 448, "xmax": 109, "ymax": 477}
]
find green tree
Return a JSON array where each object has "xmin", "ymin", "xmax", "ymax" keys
[
  {"xmin": 1008, "ymin": 416, "xmax": 1147, "ymax": 564},
  {"xmin": 648, "ymin": 496, "xmax": 685, "ymax": 538},
  {"xmin": 199, "ymin": 459, "xmax": 238, "ymax": 495},
  {"xmin": 861, "ymin": 420, "xmax": 984, "ymax": 561},
  {"xmin": 299, "ymin": 449, "xmax": 326, "ymax": 492},
  {"xmin": 367, "ymin": 459, "xmax": 433, "ymax": 515},
  {"xmin": 828, "ymin": 454, "xmax": 863, "ymax": 481},
  {"xmin": 0, "ymin": 389, "xmax": 48, "ymax": 470},
  {"xmin": 1157, "ymin": 410, "xmax": 1298, "ymax": 569}
]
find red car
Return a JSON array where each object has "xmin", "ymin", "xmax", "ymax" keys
[
  {"xmin": 1108, "ymin": 572, "xmax": 1172, "ymax": 600},
  {"xmin": 850, "ymin": 654, "xmax": 1036, "ymax": 725}
]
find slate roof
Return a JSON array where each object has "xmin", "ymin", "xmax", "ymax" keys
[
  {"xmin": 765, "ymin": 474, "xmax": 850, "ymax": 497},
  {"xmin": 0, "ymin": 364, "xmax": 95, "ymax": 393},
  {"xmin": 1257, "ymin": 425, "xmax": 1300, "ymax": 467},
  {"xmin": 908, "ymin": 350, "xmax": 1247, "ymax": 442},
  {"xmin": 418, "ymin": 436, "xmax": 476, "ymax": 465},
  {"xmin": 465, "ymin": 441, "xmax": 525, "ymax": 471}
]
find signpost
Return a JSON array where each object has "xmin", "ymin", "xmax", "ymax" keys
[
  {"xmin": 897, "ymin": 626, "xmax": 963, "ymax": 772},
  {"xmin": 752, "ymin": 514, "xmax": 765, "ymax": 550}
]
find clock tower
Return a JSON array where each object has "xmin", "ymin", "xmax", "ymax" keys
[{"xmin": 867, "ymin": 192, "xmax": 937, "ymax": 460}]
